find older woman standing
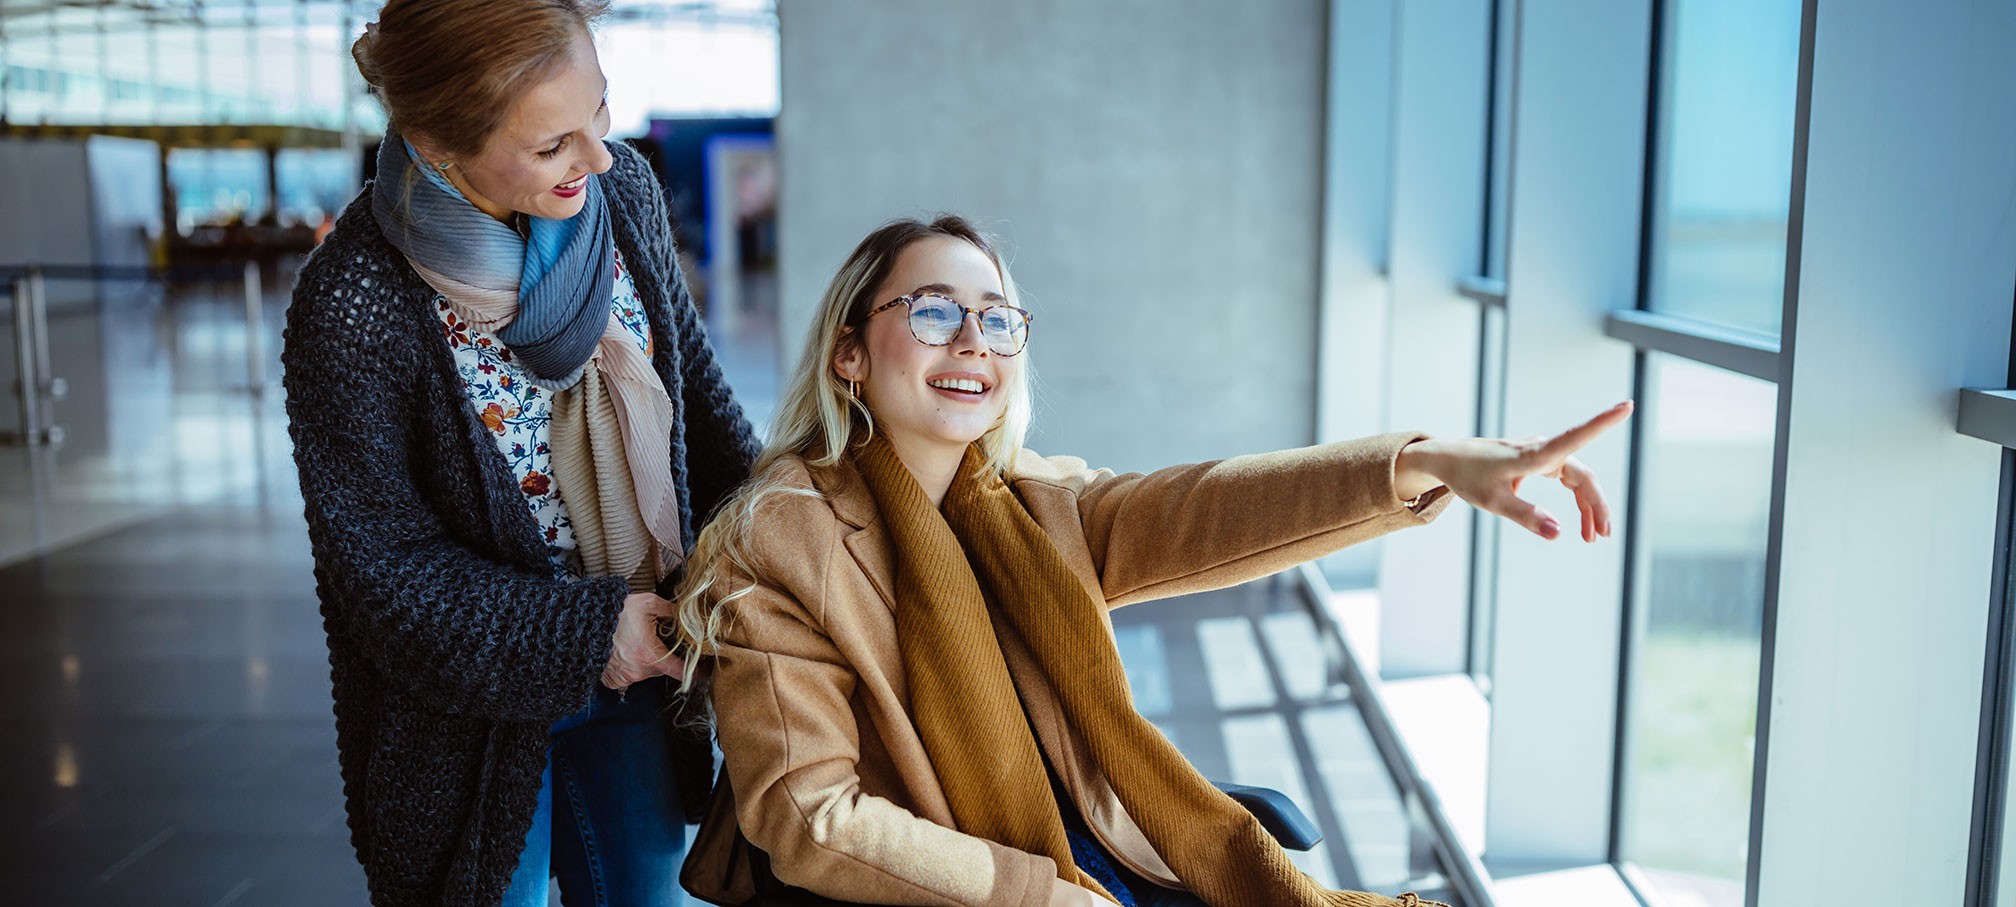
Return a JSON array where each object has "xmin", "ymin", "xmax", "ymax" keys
[{"xmin": 281, "ymin": 2, "xmax": 757, "ymax": 905}]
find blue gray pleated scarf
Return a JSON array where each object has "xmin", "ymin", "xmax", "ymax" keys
[
  {"xmin": 370, "ymin": 131, "xmax": 682, "ymax": 586},
  {"xmin": 371, "ymin": 133, "xmax": 612, "ymax": 386}
]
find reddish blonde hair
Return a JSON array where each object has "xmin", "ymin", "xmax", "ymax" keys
[{"xmin": 353, "ymin": 0, "xmax": 611, "ymax": 157}]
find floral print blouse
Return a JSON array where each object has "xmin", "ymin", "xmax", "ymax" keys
[{"xmin": 435, "ymin": 248, "xmax": 654, "ymax": 572}]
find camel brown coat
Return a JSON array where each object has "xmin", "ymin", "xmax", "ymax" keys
[{"xmin": 683, "ymin": 433, "xmax": 1452, "ymax": 907}]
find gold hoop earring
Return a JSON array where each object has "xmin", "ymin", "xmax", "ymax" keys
[{"xmin": 847, "ymin": 380, "xmax": 860, "ymax": 401}]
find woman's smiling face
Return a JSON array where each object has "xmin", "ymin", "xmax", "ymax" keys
[
  {"xmin": 413, "ymin": 28, "xmax": 613, "ymax": 223},
  {"xmin": 835, "ymin": 235, "xmax": 1023, "ymax": 457}
]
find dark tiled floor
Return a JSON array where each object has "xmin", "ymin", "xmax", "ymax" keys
[{"xmin": 0, "ymin": 505, "xmax": 368, "ymax": 906}]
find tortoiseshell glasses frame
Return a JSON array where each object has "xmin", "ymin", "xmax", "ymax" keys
[{"xmin": 862, "ymin": 292, "xmax": 1033, "ymax": 357}]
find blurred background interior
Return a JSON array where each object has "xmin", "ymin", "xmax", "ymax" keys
[{"xmin": 0, "ymin": 2, "xmax": 2012, "ymax": 906}]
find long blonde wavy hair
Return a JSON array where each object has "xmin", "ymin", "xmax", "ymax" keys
[{"xmin": 668, "ymin": 216, "xmax": 1034, "ymax": 686}]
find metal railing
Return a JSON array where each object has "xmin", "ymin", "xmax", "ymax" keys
[
  {"xmin": 1, "ymin": 261, "xmax": 268, "ymax": 447},
  {"xmin": 1295, "ymin": 562, "xmax": 1497, "ymax": 907}
]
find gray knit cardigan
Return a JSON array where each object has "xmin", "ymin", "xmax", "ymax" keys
[{"xmin": 282, "ymin": 140, "xmax": 758, "ymax": 907}]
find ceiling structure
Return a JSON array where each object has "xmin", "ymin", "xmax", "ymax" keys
[{"xmin": 0, "ymin": 0, "xmax": 776, "ymax": 147}]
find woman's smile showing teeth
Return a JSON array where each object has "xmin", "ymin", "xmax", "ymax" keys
[
  {"xmin": 926, "ymin": 373, "xmax": 990, "ymax": 399},
  {"xmin": 552, "ymin": 173, "xmax": 588, "ymax": 198}
]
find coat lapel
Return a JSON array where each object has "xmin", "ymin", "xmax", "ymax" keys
[
  {"xmin": 809, "ymin": 457, "xmax": 899, "ymax": 616},
  {"xmin": 842, "ymin": 526, "xmax": 898, "ymax": 617}
]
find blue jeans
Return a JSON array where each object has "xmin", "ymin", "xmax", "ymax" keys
[{"xmin": 501, "ymin": 681, "xmax": 688, "ymax": 907}]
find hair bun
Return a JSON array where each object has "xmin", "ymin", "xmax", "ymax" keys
[
  {"xmin": 351, "ymin": 21, "xmax": 383, "ymax": 88},
  {"xmin": 353, "ymin": 0, "xmax": 608, "ymax": 153}
]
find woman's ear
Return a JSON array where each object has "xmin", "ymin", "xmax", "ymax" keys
[{"xmin": 832, "ymin": 327, "xmax": 867, "ymax": 384}]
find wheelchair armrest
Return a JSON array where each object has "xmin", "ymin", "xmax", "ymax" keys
[{"xmin": 1213, "ymin": 781, "xmax": 1324, "ymax": 851}]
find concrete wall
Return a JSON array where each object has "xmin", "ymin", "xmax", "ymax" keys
[
  {"xmin": 1751, "ymin": 2, "xmax": 2016, "ymax": 900},
  {"xmin": 1374, "ymin": 0, "xmax": 1492, "ymax": 678},
  {"xmin": 1308, "ymin": 0, "xmax": 1397, "ymax": 589},
  {"xmin": 1484, "ymin": 0, "xmax": 1649, "ymax": 867},
  {"xmin": 776, "ymin": 0, "xmax": 1329, "ymax": 471}
]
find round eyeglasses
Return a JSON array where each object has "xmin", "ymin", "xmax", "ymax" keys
[{"xmin": 863, "ymin": 292, "xmax": 1033, "ymax": 356}]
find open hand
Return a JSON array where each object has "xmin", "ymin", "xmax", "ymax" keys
[{"xmin": 1395, "ymin": 401, "xmax": 1634, "ymax": 542}]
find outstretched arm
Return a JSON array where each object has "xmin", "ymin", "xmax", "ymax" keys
[
  {"xmin": 1051, "ymin": 432, "xmax": 1451, "ymax": 607},
  {"xmin": 1051, "ymin": 401, "xmax": 1633, "ymax": 607}
]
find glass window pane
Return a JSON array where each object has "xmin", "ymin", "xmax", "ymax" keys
[
  {"xmin": 1647, "ymin": 0, "xmax": 1802, "ymax": 336},
  {"xmin": 1619, "ymin": 354, "xmax": 1776, "ymax": 905},
  {"xmin": 168, "ymin": 148, "xmax": 271, "ymax": 228},
  {"xmin": 1482, "ymin": 0, "xmax": 1516, "ymax": 280},
  {"xmin": 275, "ymin": 149, "xmax": 359, "ymax": 226}
]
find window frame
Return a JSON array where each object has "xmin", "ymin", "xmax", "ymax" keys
[
  {"xmin": 1962, "ymin": 292, "xmax": 2016, "ymax": 907},
  {"xmin": 1600, "ymin": 0, "xmax": 1814, "ymax": 902},
  {"xmin": 1463, "ymin": 0, "xmax": 1520, "ymax": 691}
]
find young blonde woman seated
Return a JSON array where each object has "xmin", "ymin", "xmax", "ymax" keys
[{"xmin": 674, "ymin": 216, "xmax": 1631, "ymax": 907}]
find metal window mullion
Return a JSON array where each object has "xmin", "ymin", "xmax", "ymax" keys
[
  {"xmin": 1961, "ymin": 390, "xmax": 2016, "ymax": 450},
  {"xmin": 1962, "ymin": 216, "xmax": 2016, "ymax": 907},
  {"xmin": 1607, "ymin": 348, "xmax": 1652, "ymax": 877},
  {"xmin": 1744, "ymin": 2, "xmax": 1818, "ymax": 905},
  {"xmin": 1457, "ymin": 275, "xmax": 1508, "ymax": 308},
  {"xmin": 1967, "ymin": 450, "xmax": 2016, "ymax": 907},
  {"xmin": 1602, "ymin": 309, "xmax": 1780, "ymax": 383}
]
